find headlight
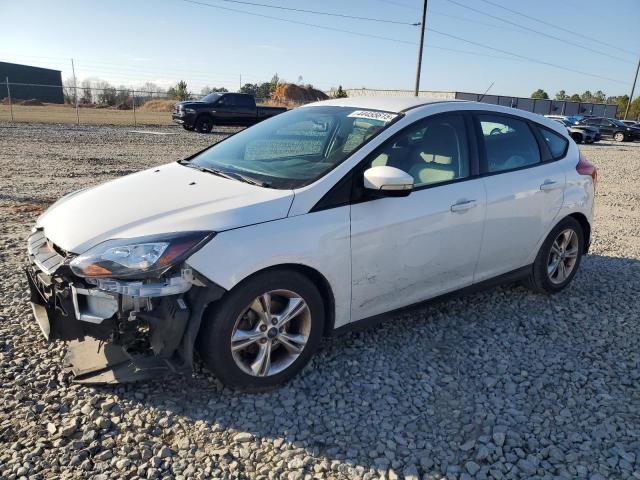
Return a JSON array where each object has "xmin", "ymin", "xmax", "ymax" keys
[
  {"xmin": 184, "ymin": 108, "xmax": 196, "ymax": 113},
  {"xmin": 70, "ymin": 231, "xmax": 214, "ymax": 279}
]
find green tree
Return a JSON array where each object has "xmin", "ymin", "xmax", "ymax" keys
[
  {"xmin": 580, "ymin": 90, "xmax": 593, "ymax": 102},
  {"xmin": 269, "ymin": 73, "xmax": 281, "ymax": 94},
  {"xmin": 240, "ymin": 83, "xmax": 258, "ymax": 96},
  {"xmin": 530, "ymin": 89, "xmax": 549, "ymax": 99},
  {"xmin": 592, "ymin": 90, "xmax": 606, "ymax": 103},
  {"xmin": 334, "ymin": 85, "xmax": 348, "ymax": 98},
  {"xmin": 173, "ymin": 80, "xmax": 190, "ymax": 101},
  {"xmin": 569, "ymin": 93, "xmax": 581, "ymax": 102},
  {"xmin": 555, "ymin": 90, "xmax": 569, "ymax": 101},
  {"xmin": 200, "ymin": 86, "xmax": 228, "ymax": 95}
]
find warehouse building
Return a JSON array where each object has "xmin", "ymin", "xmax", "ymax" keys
[
  {"xmin": 0, "ymin": 61, "xmax": 64, "ymax": 104},
  {"xmin": 346, "ymin": 88, "xmax": 618, "ymax": 118}
]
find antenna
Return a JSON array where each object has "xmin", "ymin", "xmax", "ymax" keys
[{"xmin": 478, "ymin": 81, "xmax": 495, "ymax": 102}]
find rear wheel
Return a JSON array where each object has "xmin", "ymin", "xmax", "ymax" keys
[
  {"xmin": 524, "ymin": 217, "xmax": 584, "ymax": 294},
  {"xmin": 570, "ymin": 132, "xmax": 583, "ymax": 144},
  {"xmin": 198, "ymin": 270, "xmax": 325, "ymax": 390},
  {"xmin": 182, "ymin": 124, "xmax": 195, "ymax": 131},
  {"xmin": 195, "ymin": 116, "xmax": 213, "ymax": 134},
  {"xmin": 614, "ymin": 131, "xmax": 625, "ymax": 142}
]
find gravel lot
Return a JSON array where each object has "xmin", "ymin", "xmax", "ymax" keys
[{"xmin": 1, "ymin": 123, "xmax": 639, "ymax": 480}]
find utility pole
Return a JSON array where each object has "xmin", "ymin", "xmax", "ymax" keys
[
  {"xmin": 624, "ymin": 56, "xmax": 640, "ymax": 120},
  {"xmin": 413, "ymin": 0, "xmax": 428, "ymax": 97},
  {"xmin": 71, "ymin": 58, "xmax": 80, "ymax": 125}
]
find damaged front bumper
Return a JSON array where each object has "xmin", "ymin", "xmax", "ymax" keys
[{"xmin": 26, "ymin": 230, "xmax": 225, "ymax": 383}]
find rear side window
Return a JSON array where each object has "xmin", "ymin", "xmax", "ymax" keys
[
  {"xmin": 478, "ymin": 114, "xmax": 540, "ymax": 173},
  {"xmin": 537, "ymin": 126, "xmax": 568, "ymax": 159}
]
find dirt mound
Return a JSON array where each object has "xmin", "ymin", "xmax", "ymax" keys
[
  {"xmin": 139, "ymin": 99, "xmax": 176, "ymax": 112},
  {"xmin": 271, "ymin": 83, "xmax": 328, "ymax": 105},
  {"xmin": 20, "ymin": 99, "xmax": 44, "ymax": 106}
]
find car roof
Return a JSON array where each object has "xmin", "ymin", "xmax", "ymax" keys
[{"xmin": 302, "ymin": 96, "xmax": 463, "ymax": 113}]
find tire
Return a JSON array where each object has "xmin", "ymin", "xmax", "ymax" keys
[
  {"xmin": 198, "ymin": 269, "xmax": 325, "ymax": 390},
  {"xmin": 571, "ymin": 132, "xmax": 583, "ymax": 144},
  {"xmin": 195, "ymin": 115, "xmax": 213, "ymax": 134},
  {"xmin": 523, "ymin": 217, "xmax": 584, "ymax": 294},
  {"xmin": 182, "ymin": 124, "xmax": 194, "ymax": 131},
  {"xmin": 614, "ymin": 131, "xmax": 625, "ymax": 142}
]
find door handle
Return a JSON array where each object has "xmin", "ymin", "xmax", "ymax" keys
[
  {"xmin": 450, "ymin": 200, "xmax": 477, "ymax": 212},
  {"xmin": 539, "ymin": 180, "xmax": 561, "ymax": 191}
]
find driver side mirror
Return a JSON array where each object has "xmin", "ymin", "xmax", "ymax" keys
[{"xmin": 363, "ymin": 166, "xmax": 414, "ymax": 197}]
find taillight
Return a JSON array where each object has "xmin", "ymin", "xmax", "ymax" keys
[{"xmin": 576, "ymin": 152, "xmax": 597, "ymax": 189}]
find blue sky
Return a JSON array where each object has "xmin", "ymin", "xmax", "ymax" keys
[{"xmin": 1, "ymin": 0, "xmax": 638, "ymax": 98}]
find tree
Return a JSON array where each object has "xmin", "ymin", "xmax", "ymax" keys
[
  {"xmin": 334, "ymin": 85, "xmax": 348, "ymax": 98},
  {"xmin": 172, "ymin": 80, "xmax": 190, "ymax": 101},
  {"xmin": 592, "ymin": 90, "xmax": 606, "ymax": 103},
  {"xmin": 62, "ymin": 77, "xmax": 76, "ymax": 104},
  {"xmin": 580, "ymin": 91, "xmax": 593, "ymax": 102},
  {"xmin": 200, "ymin": 86, "xmax": 228, "ymax": 95},
  {"xmin": 555, "ymin": 90, "xmax": 569, "ymax": 101},
  {"xmin": 269, "ymin": 73, "xmax": 281, "ymax": 94},
  {"xmin": 80, "ymin": 79, "xmax": 93, "ymax": 104},
  {"xmin": 569, "ymin": 93, "xmax": 581, "ymax": 102},
  {"xmin": 95, "ymin": 80, "xmax": 117, "ymax": 106},
  {"xmin": 240, "ymin": 83, "xmax": 258, "ymax": 96},
  {"xmin": 530, "ymin": 89, "xmax": 549, "ymax": 99}
]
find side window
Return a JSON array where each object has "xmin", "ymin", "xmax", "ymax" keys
[
  {"xmin": 537, "ymin": 126, "xmax": 569, "ymax": 159},
  {"xmin": 217, "ymin": 96, "xmax": 227, "ymax": 106},
  {"xmin": 366, "ymin": 114, "xmax": 470, "ymax": 188},
  {"xmin": 225, "ymin": 95, "xmax": 237, "ymax": 106},
  {"xmin": 478, "ymin": 114, "xmax": 540, "ymax": 173},
  {"xmin": 238, "ymin": 95, "xmax": 253, "ymax": 107}
]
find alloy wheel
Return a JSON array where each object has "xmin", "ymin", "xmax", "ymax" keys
[
  {"xmin": 230, "ymin": 290, "xmax": 311, "ymax": 377},
  {"xmin": 547, "ymin": 228, "xmax": 579, "ymax": 284}
]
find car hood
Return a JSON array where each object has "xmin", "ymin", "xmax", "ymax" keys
[{"xmin": 37, "ymin": 162, "xmax": 294, "ymax": 254}]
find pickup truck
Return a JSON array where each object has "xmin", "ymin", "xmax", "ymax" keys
[{"xmin": 172, "ymin": 92, "xmax": 287, "ymax": 133}]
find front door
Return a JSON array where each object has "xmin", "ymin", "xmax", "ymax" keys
[{"xmin": 350, "ymin": 113, "xmax": 486, "ymax": 321}]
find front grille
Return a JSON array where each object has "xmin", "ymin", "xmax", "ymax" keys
[{"xmin": 27, "ymin": 230, "xmax": 65, "ymax": 275}]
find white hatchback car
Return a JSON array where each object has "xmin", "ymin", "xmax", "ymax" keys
[{"xmin": 27, "ymin": 97, "xmax": 596, "ymax": 389}]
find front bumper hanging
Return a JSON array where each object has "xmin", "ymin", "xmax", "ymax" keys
[{"xmin": 25, "ymin": 231, "xmax": 225, "ymax": 383}]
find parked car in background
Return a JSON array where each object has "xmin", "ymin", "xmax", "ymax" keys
[
  {"xmin": 546, "ymin": 114, "xmax": 586, "ymax": 125},
  {"xmin": 621, "ymin": 120, "xmax": 639, "ymax": 128},
  {"xmin": 551, "ymin": 118, "xmax": 600, "ymax": 144},
  {"xmin": 27, "ymin": 97, "xmax": 596, "ymax": 389},
  {"xmin": 578, "ymin": 117, "xmax": 640, "ymax": 142},
  {"xmin": 172, "ymin": 92, "xmax": 287, "ymax": 133}
]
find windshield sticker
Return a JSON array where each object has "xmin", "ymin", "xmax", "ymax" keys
[{"xmin": 347, "ymin": 110, "xmax": 398, "ymax": 123}]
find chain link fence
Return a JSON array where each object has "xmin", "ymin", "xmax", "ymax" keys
[{"xmin": 1, "ymin": 81, "xmax": 189, "ymax": 126}]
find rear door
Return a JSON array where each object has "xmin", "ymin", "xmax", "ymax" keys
[{"xmin": 474, "ymin": 113, "xmax": 566, "ymax": 282}]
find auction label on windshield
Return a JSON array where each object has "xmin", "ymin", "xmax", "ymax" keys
[{"xmin": 348, "ymin": 110, "xmax": 398, "ymax": 123}]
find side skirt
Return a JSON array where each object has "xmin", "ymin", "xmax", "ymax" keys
[{"xmin": 331, "ymin": 265, "xmax": 532, "ymax": 337}]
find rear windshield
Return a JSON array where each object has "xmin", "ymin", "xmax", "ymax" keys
[{"xmin": 188, "ymin": 106, "xmax": 399, "ymax": 189}]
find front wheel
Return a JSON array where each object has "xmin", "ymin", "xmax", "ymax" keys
[
  {"xmin": 571, "ymin": 132, "xmax": 583, "ymax": 144},
  {"xmin": 182, "ymin": 124, "xmax": 195, "ymax": 131},
  {"xmin": 195, "ymin": 116, "xmax": 213, "ymax": 134},
  {"xmin": 614, "ymin": 131, "xmax": 625, "ymax": 142},
  {"xmin": 197, "ymin": 270, "xmax": 325, "ymax": 390},
  {"xmin": 524, "ymin": 217, "xmax": 584, "ymax": 294}
]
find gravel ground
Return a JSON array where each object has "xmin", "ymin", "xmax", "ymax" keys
[{"xmin": 1, "ymin": 123, "xmax": 639, "ymax": 480}]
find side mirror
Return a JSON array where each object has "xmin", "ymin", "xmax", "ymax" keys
[{"xmin": 363, "ymin": 166, "xmax": 414, "ymax": 197}]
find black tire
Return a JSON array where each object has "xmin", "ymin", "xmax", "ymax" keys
[
  {"xmin": 523, "ymin": 217, "xmax": 584, "ymax": 294},
  {"xmin": 614, "ymin": 131, "xmax": 625, "ymax": 142},
  {"xmin": 195, "ymin": 115, "xmax": 213, "ymax": 134},
  {"xmin": 182, "ymin": 124, "xmax": 195, "ymax": 131},
  {"xmin": 198, "ymin": 269, "xmax": 325, "ymax": 390},
  {"xmin": 570, "ymin": 132, "xmax": 583, "ymax": 144}
]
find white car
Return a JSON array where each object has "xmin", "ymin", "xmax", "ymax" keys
[{"xmin": 27, "ymin": 97, "xmax": 597, "ymax": 389}]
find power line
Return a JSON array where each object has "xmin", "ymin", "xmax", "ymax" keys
[
  {"xmin": 443, "ymin": 0, "xmax": 636, "ymax": 65},
  {"xmin": 476, "ymin": 0, "xmax": 638, "ymax": 57},
  {"xmin": 179, "ymin": 0, "xmax": 417, "ymax": 44},
  {"xmin": 207, "ymin": 0, "xmax": 419, "ymax": 25},
  {"xmin": 428, "ymin": 27, "xmax": 629, "ymax": 85}
]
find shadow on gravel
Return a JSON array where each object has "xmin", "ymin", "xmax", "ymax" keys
[{"xmin": 89, "ymin": 254, "xmax": 640, "ymax": 476}]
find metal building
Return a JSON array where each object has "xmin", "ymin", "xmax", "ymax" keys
[
  {"xmin": 345, "ymin": 88, "xmax": 618, "ymax": 118},
  {"xmin": 1, "ymin": 61, "xmax": 64, "ymax": 104}
]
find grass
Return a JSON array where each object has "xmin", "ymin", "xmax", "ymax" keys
[{"xmin": 0, "ymin": 103, "xmax": 173, "ymax": 126}]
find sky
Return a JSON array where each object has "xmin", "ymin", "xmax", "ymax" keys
[{"xmin": 0, "ymin": 0, "xmax": 638, "ymax": 98}]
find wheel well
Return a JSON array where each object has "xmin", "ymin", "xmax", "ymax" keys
[
  {"xmin": 568, "ymin": 212, "xmax": 591, "ymax": 253},
  {"xmin": 206, "ymin": 264, "xmax": 336, "ymax": 337}
]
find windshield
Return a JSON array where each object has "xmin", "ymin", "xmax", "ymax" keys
[
  {"xmin": 187, "ymin": 106, "xmax": 398, "ymax": 189},
  {"xmin": 200, "ymin": 93, "xmax": 222, "ymax": 103}
]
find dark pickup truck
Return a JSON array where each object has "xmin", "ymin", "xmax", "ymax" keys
[{"xmin": 172, "ymin": 92, "xmax": 287, "ymax": 133}]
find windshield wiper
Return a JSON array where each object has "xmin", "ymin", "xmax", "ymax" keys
[{"xmin": 179, "ymin": 160, "xmax": 270, "ymax": 187}]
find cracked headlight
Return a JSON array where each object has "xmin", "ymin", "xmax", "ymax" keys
[{"xmin": 70, "ymin": 231, "xmax": 214, "ymax": 279}]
